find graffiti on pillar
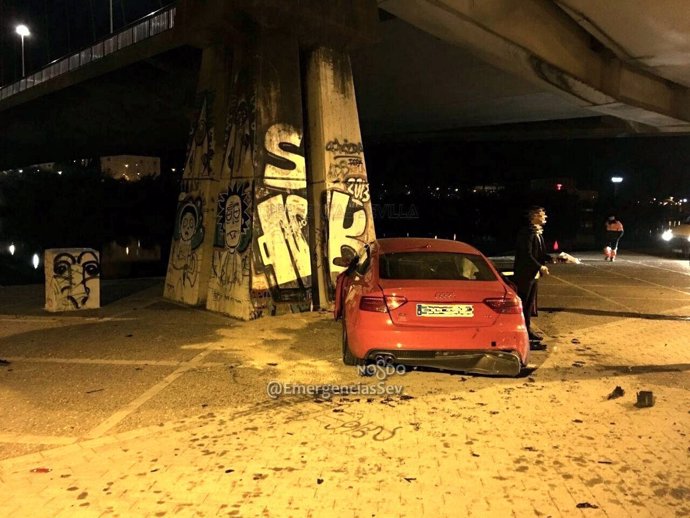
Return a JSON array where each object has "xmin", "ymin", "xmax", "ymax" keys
[
  {"xmin": 48, "ymin": 250, "xmax": 100, "ymax": 310},
  {"xmin": 183, "ymin": 92, "xmax": 215, "ymax": 184},
  {"xmin": 326, "ymin": 139, "xmax": 365, "ymax": 182},
  {"xmin": 210, "ymin": 181, "xmax": 253, "ymax": 290},
  {"xmin": 168, "ymin": 195, "xmax": 205, "ymax": 291},
  {"xmin": 324, "ymin": 189, "xmax": 368, "ymax": 273},
  {"xmin": 322, "ymin": 137, "xmax": 374, "ymax": 295},
  {"xmin": 253, "ymin": 123, "xmax": 312, "ymax": 301},
  {"xmin": 256, "ymin": 193, "xmax": 311, "ymax": 285},
  {"xmin": 263, "ymin": 123, "xmax": 307, "ymax": 189},
  {"xmin": 225, "ymin": 92, "xmax": 256, "ymax": 177}
]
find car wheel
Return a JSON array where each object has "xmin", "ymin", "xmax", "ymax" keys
[{"xmin": 342, "ymin": 321, "xmax": 360, "ymax": 366}]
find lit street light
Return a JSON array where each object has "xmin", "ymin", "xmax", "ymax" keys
[
  {"xmin": 15, "ymin": 24, "xmax": 30, "ymax": 77},
  {"xmin": 611, "ymin": 176, "xmax": 623, "ymax": 206}
]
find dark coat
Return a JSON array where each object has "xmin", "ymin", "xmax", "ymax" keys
[{"xmin": 513, "ymin": 225, "xmax": 552, "ymax": 293}]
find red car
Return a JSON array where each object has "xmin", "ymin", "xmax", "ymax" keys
[{"xmin": 334, "ymin": 238, "xmax": 530, "ymax": 376}]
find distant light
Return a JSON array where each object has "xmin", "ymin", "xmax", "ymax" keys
[
  {"xmin": 9, "ymin": 244, "xmax": 16, "ymax": 255},
  {"xmin": 171, "ymin": 168, "xmax": 176, "ymax": 172},
  {"xmin": 16, "ymin": 25, "xmax": 30, "ymax": 37},
  {"xmin": 555, "ymin": 183, "xmax": 563, "ymax": 191},
  {"xmin": 18, "ymin": 169, "xmax": 23, "ymax": 173},
  {"xmin": 611, "ymin": 176, "xmax": 623, "ymax": 183},
  {"xmin": 125, "ymin": 164, "xmax": 129, "ymax": 168},
  {"xmin": 661, "ymin": 229, "xmax": 673, "ymax": 241},
  {"xmin": 126, "ymin": 247, "xmax": 130, "ymax": 255},
  {"xmin": 32, "ymin": 253, "xmax": 40, "ymax": 269},
  {"xmin": 58, "ymin": 170, "xmax": 62, "ymax": 175}
]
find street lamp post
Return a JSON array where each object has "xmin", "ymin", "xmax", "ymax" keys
[
  {"xmin": 15, "ymin": 25, "xmax": 30, "ymax": 77},
  {"xmin": 110, "ymin": 0, "xmax": 114, "ymax": 34}
]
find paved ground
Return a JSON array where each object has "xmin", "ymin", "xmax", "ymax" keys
[{"xmin": 0, "ymin": 251, "xmax": 689, "ymax": 517}]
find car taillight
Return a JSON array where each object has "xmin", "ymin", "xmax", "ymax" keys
[
  {"xmin": 384, "ymin": 295, "xmax": 407, "ymax": 311},
  {"xmin": 484, "ymin": 296, "xmax": 521, "ymax": 314},
  {"xmin": 359, "ymin": 295, "xmax": 408, "ymax": 312},
  {"xmin": 360, "ymin": 296, "xmax": 388, "ymax": 312}
]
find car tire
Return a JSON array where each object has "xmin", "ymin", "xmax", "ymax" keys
[{"xmin": 342, "ymin": 322, "xmax": 361, "ymax": 366}]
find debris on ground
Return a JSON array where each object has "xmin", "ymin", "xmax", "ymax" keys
[
  {"xmin": 403, "ymin": 477, "xmax": 416, "ymax": 482},
  {"xmin": 572, "ymin": 361, "xmax": 586, "ymax": 368},
  {"xmin": 316, "ymin": 478, "xmax": 324, "ymax": 485},
  {"xmin": 636, "ymin": 391, "xmax": 656, "ymax": 408},
  {"xmin": 607, "ymin": 386, "xmax": 625, "ymax": 400},
  {"xmin": 30, "ymin": 467, "xmax": 52, "ymax": 473},
  {"xmin": 85, "ymin": 388, "xmax": 104, "ymax": 394},
  {"xmin": 0, "ymin": 359, "xmax": 10, "ymax": 366},
  {"xmin": 576, "ymin": 502, "xmax": 599, "ymax": 509},
  {"xmin": 571, "ymin": 338, "xmax": 581, "ymax": 344}
]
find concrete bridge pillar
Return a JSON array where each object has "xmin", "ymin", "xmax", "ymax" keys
[
  {"xmin": 167, "ymin": 33, "xmax": 375, "ymax": 318},
  {"xmin": 164, "ymin": 45, "xmax": 232, "ymax": 306},
  {"xmin": 305, "ymin": 47, "xmax": 376, "ymax": 308}
]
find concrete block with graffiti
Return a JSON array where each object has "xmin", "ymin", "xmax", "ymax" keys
[{"xmin": 45, "ymin": 248, "xmax": 100, "ymax": 312}]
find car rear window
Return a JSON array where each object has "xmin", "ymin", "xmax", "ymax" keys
[{"xmin": 379, "ymin": 252, "xmax": 497, "ymax": 281}]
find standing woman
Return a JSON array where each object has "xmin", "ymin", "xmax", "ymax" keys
[
  {"xmin": 513, "ymin": 206, "xmax": 554, "ymax": 343},
  {"xmin": 604, "ymin": 215, "xmax": 624, "ymax": 261}
]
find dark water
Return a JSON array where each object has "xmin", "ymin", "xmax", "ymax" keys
[{"xmin": 0, "ymin": 238, "xmax": 165, "ymax": 286}]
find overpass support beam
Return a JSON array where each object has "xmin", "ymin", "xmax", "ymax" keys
[
  {"xmin": 379, "ymin": 0, "xmax": 690, "ymax": 131},
  {"xmin": 305, "ymin": 47, "xmax": 376, "ymax": 309}
]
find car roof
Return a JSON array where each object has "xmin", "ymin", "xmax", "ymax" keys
[{"xmin": 374, "ymin": 237, "xmax": 483, "ymax": 256}]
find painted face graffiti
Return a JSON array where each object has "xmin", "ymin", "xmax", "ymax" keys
[
  {"xmin": 215, "ymin": 181, "xmax": 252, "ymax": 253},
  {"xmin": 224, "ymin": 195, "xmax": 242, "ymax": 249},
  {"xmin": 180, "ymin": 209, "xmax": 197, "ymax": 242},
  {"xmin": 52, "ymin": 251, "xmax": 100, "ymax": 309}
]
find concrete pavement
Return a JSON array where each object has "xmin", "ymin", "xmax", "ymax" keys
[{"xmin": 0, "ymin": 252, "xmax": 689, "ymax": 517}]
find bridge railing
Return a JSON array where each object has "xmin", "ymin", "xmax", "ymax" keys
[{"xmin": 0, "ymin": 5, "xmax": 177, "ymax": 102}]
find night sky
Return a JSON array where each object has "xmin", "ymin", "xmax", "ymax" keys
[{"xmin": 0, "ymin": 0, "xmax": 173, "ymax": 85}]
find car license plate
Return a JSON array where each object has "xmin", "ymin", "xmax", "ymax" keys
[{"xmin": 416, "ymin": 304, "xmax": 474, "ymax": 318}]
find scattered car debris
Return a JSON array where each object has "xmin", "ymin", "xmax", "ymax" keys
[
  {"xmin": 224, "ymin": 469, "xmax": 234, "ymax": 474},
  {"xmin": 572, "ymin": 361, "xmax": 585, "ymax": 368},
  {"xmin": 30, "ymin": 467, "xmax": 52, "ymax": 473},
  {"xmin": 571, "ymin": 339, "xmax": 581, "ymax": 344},
  {"xmin": 597, "ymin": 460, "xmax": 613, "ymax": 464},
  {"xmin": 266, "ymin": 363, "xmax": 278, "ymax": 366},
  {"xmin": 636, "ymin": 391, "xmax": 655, "ymax": 408},
  {"xmin": 607, "ymin": 386, "xmax": 625, "ymax": 400},
  {"xmin": 576, "ymin": 502, "xmax": 599, "ymax": 509},
  {"xmin": 0, "ymin": 359, "xmax": 10, "ymax": 366},
  {"xmin": 573, "ymin": 419, "xmax": 584, "ymax": 423},
  {"xmin": 316, "ymin": 478, "xmax": 324, "ymax": 485},
  {"xmin": 399, "ymin": 394, "xmax": 414, "ymax": 401},
  {"xmin": 403, "ymin": 477, "xmax": 416, "ymax": 483},
  {"xmin": 85, "ymin": 388, "xmax": 104, "ymax": 394}
]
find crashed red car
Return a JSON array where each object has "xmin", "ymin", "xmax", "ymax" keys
[{"xmin": 334, "ymin": 238, "xmax": 530, "ymax": 376}]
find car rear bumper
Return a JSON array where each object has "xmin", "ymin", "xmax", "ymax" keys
[
  {"xmin": 365, "ymin": 349, "xmax": 523, "ymax": 376},
  {"xmin": 346, "ymin": 316, "xmax": 530, "ymax": 366}
]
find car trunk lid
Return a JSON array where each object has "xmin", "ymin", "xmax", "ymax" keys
[{"xmin": 377, "ymin": 279, "xmax": 508, "ymax": 328}]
